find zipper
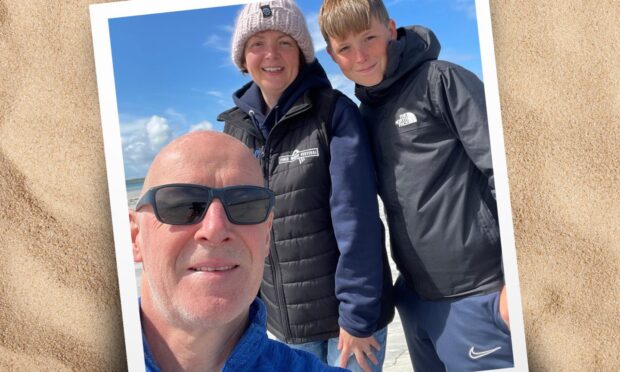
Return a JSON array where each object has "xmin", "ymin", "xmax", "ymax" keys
[
  {"xmin": 267, "ymin": 239, "xmax": 291, "ymax": 340},
  {"xmin": 248, "ymin": 110, "xmax": 262, "ymax": 139}
]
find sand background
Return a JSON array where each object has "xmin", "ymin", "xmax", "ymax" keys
[{"xmin": 0, "ymin": 0, "xmax": 618, "ymax": 371}]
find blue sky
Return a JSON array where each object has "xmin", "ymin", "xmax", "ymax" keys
[{"xmin": 109, "ymin": 0, "xmax": 481, "ymax": 180}]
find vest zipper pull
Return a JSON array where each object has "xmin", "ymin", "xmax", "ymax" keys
[{"xmin": 259, "ymin": 145, "xmax": 266, "ymax": 159}]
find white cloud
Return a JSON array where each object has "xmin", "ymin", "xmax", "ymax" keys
[
  {"xmin": 121, "ymin": 115, "xmax": 175, "ymax": 179},
  {"xmin": 452, "ymin": 0, "xmax": 477, "ymax": 20},
  {"xmin": 219, "ymin": 56, "xmax": 236, "ymax": 69},
  {"xmin": 203, "ymin": 34, "xmax": 230, "ymax": 53},
  {"xmin": 385, "ymin": 0, "xmax": 407, "ymax": 7},
  {"xmin": 440, "ymin": 49, "xmax": 476, "ymax": 64},
  {"xmin": 119, "ymin": 117, "xmax": 146, "ymax": 137},
  {"xmin": 146, "ymin": 116, "xmax": 174, "ymax": 149},
  {"xmin": 205, "ymin": 89, "xmax": 233, "ymax": 107},
  {"xmin": 307, "ymin": 12, "xmax": 328, "ymax": 53},
  {"xmin": 204, "ymin": 34, "xmax": 221, "ymax": 45},
  {"xmin": 219, "ymin": 24, "xmax": 235, "ymax": 34},
  {"xmin": 123, "ymin": 140, "xmax": 149, "ymax": 165},
  {"xmin": 206, "ymin": 90, "xmax": 224, "ymax": 98},
  {"xmin": 189, "ymin": 121, "xmax": 214, "ymax": 132},
  {"xmin": 164, "ymin": 107, "xmax": 186, "ymax": 125}
]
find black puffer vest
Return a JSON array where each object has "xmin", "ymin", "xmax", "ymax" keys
[
  {"xmin": 221, "ymin": 86, "xmax": 395, "ymax": 343},
  {"xmin": 220, "ymin": 87, "xmax": 343, "ymax": 343}
]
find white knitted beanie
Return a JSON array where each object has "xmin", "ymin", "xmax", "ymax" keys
[{"xmin": 231, "ymin": 0, "xmax": 315, "ymax": 71}]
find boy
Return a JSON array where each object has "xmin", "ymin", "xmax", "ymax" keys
[{"xmin": 319, "ymin": 0, "xmax": 514, "ymax": 370}]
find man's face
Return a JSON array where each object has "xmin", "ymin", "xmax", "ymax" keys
[
  {"xmin": 131, "ymin": 152, "xmax": 271, "ymax": 329},
  {"xmin": 327, "ymin": 17, "xmax": 397, "ymax": 87}
]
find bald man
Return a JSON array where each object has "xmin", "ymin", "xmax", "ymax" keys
[{"xmin": 130, "ymin": 131, "xmax": 343, "ymax": 371}]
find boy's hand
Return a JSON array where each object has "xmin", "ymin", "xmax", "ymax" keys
[
  {"xmin": 338, "ymin": 327, "xmax": 380, "ymax": 372},
  {"xmin": 499, "ymin": 285, "xmax": 510, "ymax": 330}
]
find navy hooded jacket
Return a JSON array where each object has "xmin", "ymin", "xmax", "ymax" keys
[{"xmin": 356, "ymin": 26, "xmax": 503, "ymax": 300}]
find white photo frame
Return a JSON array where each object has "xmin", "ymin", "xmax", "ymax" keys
[
  {"xmin": 475, "ymin": 1, "xmax": 528, "ymax": 370},
  {"xmin": 90, "ymin": 0, "xmax": 528, "ymax": 370}
]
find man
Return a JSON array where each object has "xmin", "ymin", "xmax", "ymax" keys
[
  {"xmin": 130, "ymin": 131, "xmax": 343, "ymax": 371},
  {"xmin": 319, "ymin": 0, "xmax": 513, "ymax": 370}
]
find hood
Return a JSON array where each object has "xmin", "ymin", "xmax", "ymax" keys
[
  {"xmin": 356, "ymin": 26, "xmax": 440, "ymax": 104},
  {"xmin": 231, "ymin": 59, "xmax": 332, "ymax": 138}
]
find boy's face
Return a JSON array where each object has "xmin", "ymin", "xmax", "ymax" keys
[{"xmin": 327, "ymin": 17, "xmax": 397, "ymax": 87}]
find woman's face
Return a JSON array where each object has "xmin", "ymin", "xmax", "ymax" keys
[{"xmin": 243, "ymin": 30, "xmax": 300, "ymax": 107}]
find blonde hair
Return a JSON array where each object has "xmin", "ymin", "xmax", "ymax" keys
[{"xmin": 319, "ymin": 0, "xmax": 390, "ymax": 45}]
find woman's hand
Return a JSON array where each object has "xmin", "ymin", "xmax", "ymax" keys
[{"xmin": 338, "ymin": 327, "xmax": 381, "ymax": 372}]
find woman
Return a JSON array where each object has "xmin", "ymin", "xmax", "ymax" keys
[{"xmin": 218, "ymin": 1, "xmax": 393, "ymax": 370}]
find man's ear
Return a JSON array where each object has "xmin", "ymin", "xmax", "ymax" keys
[
  {"xmin": 262, "ymin": 213, "xmax": 274, "ymax": 258},
  {"xmin": 129, "ymin": 210, "xmax": 143, "ymax": 263},
  {"xmin": 388, "ymin": 19, "xmax": 397, "ymax": 40}
]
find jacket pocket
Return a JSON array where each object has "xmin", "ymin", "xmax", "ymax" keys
[
  {"xmin": 478, "ymin": 201, "xmax": 500, "ymax": 246},
  {"xmin": 393, "ymin": 121, "xmax": 435, "ymax": 137}
]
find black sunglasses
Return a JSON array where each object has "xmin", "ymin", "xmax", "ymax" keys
[{"xmin": 135, "ymin": 183, "xmax": 275, "ymax": 225}]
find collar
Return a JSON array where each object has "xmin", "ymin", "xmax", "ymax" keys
[{"xmin": 140, "ymin": 298, "xmax": 267, "ymax": 372}]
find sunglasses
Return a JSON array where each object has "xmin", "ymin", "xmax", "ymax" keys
[{"xmin": 135, "ymin": 183, "xmax": 275, "ymax": 225}]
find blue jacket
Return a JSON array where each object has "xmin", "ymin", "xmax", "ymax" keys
[{"xmin": 143, "ymin": 298, "xmax": 344, "ymax": 371}]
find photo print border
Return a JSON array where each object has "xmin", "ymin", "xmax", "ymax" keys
[{"xmin": 90, "ymin": 0, "xmax": 528, "ymax": 370}]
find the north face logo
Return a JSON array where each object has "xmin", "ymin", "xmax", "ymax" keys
[
  {"xmin": 395, "ymin": 112, "xmax": 418, "ymax": 127},
  {"xmin": 279, "ymin": 148, "xmax": 319, "ymax": 164}
]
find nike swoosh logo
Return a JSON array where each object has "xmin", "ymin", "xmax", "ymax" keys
[{"xmin": 469, "ymin": 346, "xmax": 502, "ymax": 359}]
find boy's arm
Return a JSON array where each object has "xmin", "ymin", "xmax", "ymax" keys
[
  {"xmin": 434, "ymin": 65, "xmax": 510, "ymax": 327},
  {"xmin": 328, "ymin": 96, "xmax": 384, "ymax": 336},
  {"xmin": 435, "ymin": 65, "xmax": 496, "ymax": 197}
]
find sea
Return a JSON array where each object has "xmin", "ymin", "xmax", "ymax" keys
[
  {"xmin": 125, "ymin": 178, "xmax": 145, "ymax": 208},
  {"xmin": 125, "ymin": 178, "xmax": 145, "ymax": 193}
]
